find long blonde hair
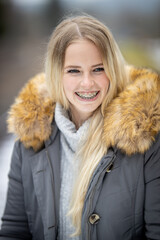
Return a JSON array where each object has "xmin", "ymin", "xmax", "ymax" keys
[{"xmin": 45, "ymin": 14, "xmax": 129, "ymax": 235}]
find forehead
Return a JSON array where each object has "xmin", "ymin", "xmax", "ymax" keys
[
  {"xmin": 64, "ymin": 39, "xmax": 102, "ymax": 65},
  {"xmin": 66, "ymin": 39, "xmax": 98, "ymax": 52}
]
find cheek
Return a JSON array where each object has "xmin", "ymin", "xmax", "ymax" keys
[
  {"xmin": 99, "ymin": 76, "xmax": 110, "ymax": 92},
  {"xmin": 62, "ymin": 77, "xmax": 74, "ymax": 97}
]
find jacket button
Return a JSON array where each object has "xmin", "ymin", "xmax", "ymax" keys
[
  {"xmin": 89, "ymin": 213, "xmax": 100, "ymax": 225},
  {"xmin": 106, "ymin": 162, "xmax": 114, "ymax": 173}
]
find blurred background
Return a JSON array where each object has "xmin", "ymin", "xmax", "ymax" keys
[{"xmin": 0, "ymin": 0, "xmax": 160, "ymax": 225}]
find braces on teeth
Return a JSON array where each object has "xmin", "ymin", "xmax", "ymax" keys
[{"xmin": 76, "ymin": 91, "xmax": 98, "ymax": 99}]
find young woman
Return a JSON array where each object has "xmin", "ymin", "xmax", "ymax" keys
[{"xmin": 0, "ymin": 15, "xmax": 160, "ymax": 240}]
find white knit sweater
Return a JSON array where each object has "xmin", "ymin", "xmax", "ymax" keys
[{"xmin": 55, "ymin": 103, "xmax": 90, "ymax": 240}]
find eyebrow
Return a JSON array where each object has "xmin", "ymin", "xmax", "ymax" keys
[{"xmin": 64, "ymin": 63, "xmax": 103, "ymax": 69}]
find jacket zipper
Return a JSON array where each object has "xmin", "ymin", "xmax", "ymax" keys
[{"xmin": 86, "ymin": 152, "xmax": 116, "ymax": 240}]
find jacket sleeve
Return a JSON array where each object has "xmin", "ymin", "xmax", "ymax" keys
[
  {"xmin": 0, "ymin": 141, "xmax": 32, "ymax": 239},
  {"xmin": 144, "ymin": 133, "xmax": 160, "ymax": 240}
]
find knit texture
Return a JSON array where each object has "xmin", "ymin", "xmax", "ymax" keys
[{"xmin": 55, "ymin": 103, "xmax": 90, "ymax": 240}]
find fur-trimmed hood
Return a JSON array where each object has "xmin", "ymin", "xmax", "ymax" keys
[{"xmin": 7, "ymin": 67, "xmax": 160, "ymax": 155}]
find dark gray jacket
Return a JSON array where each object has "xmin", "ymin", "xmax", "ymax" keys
[
  {"xmin": 0, "ymin": 67, "xmax": 160, "ymax": 239},
  {"xmin": 0, "ymin": 124, "xmax": 160, "ymax": 240}
]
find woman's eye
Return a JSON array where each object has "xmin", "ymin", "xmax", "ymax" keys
[
  {"xmin": 67, "ymin": 69, "xmax": 80, "ymax": 74},
  {"xmin": 93, "ymin": 67, "xmax": 104, "ymax": 72}
]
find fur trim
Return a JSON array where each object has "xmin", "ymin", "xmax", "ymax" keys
[
  {"xmin": 103, "ymin": 67, "xmax": 160, "ymax": 155},
  {"xmin": 7, "ymin": 73, "xmax": 55, "ymax": 151},
  {"xmin": 7, "ymin": 67, "xmax": 160, "ymax": 154}
]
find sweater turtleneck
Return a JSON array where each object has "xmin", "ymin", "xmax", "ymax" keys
[{"xmin": 55, "ymin": 103, "xmax": 90, "ymax": 240}]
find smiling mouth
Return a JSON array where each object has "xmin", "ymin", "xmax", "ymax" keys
[{"xmin": 75, "ymin": 91, "xmax": 99, "ymax": 100}]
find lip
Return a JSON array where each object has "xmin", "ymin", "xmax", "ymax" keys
[{"xmin": 75, "ymin": 91, "xmax": 100, "ymax": 101}]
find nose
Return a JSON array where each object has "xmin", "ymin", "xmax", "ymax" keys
[{"xmin": 80, "ymin": 73, "xmax": 94, "ymax": 89}]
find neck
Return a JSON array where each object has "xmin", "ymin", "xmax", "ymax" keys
[{"xmin": 69, "ymin": 108, "xmax": 92, "ymax": 129}]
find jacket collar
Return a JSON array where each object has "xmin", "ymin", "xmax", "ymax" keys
[{"xmin": 7, "ymin": 67, "xmax": 160, "ymax": 155}]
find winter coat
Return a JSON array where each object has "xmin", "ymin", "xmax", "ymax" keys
[{"xmin": 0, "ymin": 66, "xmax": 160, "ymax": 240}]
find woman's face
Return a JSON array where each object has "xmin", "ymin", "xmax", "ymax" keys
[{"xmin": 62, "ymin": 39, "xmax": 110, "ymax": 126}]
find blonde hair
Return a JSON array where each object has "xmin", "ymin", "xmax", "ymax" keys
[{"xmin": 45, "ymin": 14, "xmax": 129, "ymax": 235}]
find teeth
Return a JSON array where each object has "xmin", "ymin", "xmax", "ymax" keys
[{"xmin": 76, "ymin": 91, "xmax": 98, "ymax": 99}]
